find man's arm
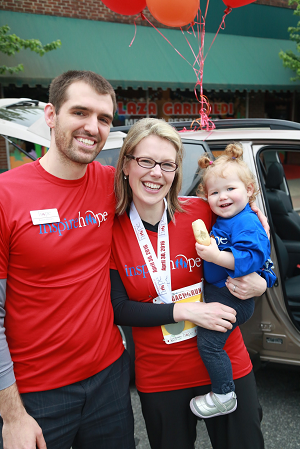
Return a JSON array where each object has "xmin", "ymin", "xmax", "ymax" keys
[
  {"xmin": 0, "ymin": 280, "xmax": 15, "ymax": 389},
  {"xmin": 0, "ymin": 279, "xmax": 46, "ymax": 449}
]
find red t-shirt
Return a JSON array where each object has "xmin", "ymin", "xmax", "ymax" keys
[
  {"xmin": 111, "ymin": 197, "xmax": 252, "ymax": 393},
  {"xmin": 0, "ymin": 160, "xmax": 123, "ymax": 393}
]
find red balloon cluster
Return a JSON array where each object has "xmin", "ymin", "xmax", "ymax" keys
[
  {"xmin": 101, "ymin": 0, "xmax": 256, "ymax": 27},
  {"xmin": 101, "ymin": 0, "xmax": 200, "ymax": 27}
]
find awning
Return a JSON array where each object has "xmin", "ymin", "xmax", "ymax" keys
[{"xmin": 0, "ymin": 10, "xmax": 299, "ymax": 92}]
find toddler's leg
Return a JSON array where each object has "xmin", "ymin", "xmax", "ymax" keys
[{"xmin": 190, "ymin": 284, "xmax": 243, "ymax": 418}]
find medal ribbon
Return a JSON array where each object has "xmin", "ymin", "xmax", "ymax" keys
[{"xmin": 130, "ymin": 199, "xmax": 172, "ymax": 304}]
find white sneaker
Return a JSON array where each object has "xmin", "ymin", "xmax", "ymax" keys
[{"xmin": 190, "ymin": 391, "xmax": 237, "ymax": 419}]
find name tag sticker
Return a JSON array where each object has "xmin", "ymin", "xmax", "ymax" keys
[{"xmin": 30, "ymin": 208, "xmax": 60, "ymax": 225}]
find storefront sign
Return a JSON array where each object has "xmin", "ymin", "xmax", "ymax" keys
[
  {"xmin": 115, "ymin": 97, "xmax": 235, "ymax": 127},
  {"xmin": 163, "ymin": 102, "xmax": 234, "ymax": 116},
  {"xmin": 117, "ymin": 101, "xmax": 157, "ymax": 116}
]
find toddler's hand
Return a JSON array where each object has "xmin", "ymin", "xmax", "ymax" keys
[{"xmin": 195, "ymin": 237, "xmax": 220, "ymax": 263}]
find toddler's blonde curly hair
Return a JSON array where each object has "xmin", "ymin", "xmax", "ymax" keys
[{"xmin": 198, "ymin": 143, "xmax": 259, "ymax": 204}]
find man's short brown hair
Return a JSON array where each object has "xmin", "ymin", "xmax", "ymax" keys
[{"xmin": 49, "ymin": 70, "xmax": 117, "ymax": 115}]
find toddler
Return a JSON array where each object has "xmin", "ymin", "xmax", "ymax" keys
[{"xmin": 190, "ymin": 143, "xmax": 276, "ymax": 419}]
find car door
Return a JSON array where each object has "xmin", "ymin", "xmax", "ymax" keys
[{"xmin": 241, "ymin": 143, "xmax": 300, "ymax": 367}]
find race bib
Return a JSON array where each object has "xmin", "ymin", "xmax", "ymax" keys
[{"xmin": 153, "ymin": 282, "xmax": 204, "ymax": 344}]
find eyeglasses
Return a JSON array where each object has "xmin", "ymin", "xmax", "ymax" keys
[{"xmin": 126, "ymin": 155, "xmax": 178, "ymax": 172}]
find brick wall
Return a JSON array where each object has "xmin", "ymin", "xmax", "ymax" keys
[
  {"xmin": 0, "ymin": 136, "xmax": 8, "ymax": 172},
  {"xmin": 0, "ymin": 0, "xmax": 293, "ymax": 26},
  {"xmin": 1, "ymin": 1, "xmax": 156, "ymax": 25},
  {"xmin": 256, "ymin": 0, "xmax": 292, "ymax": 6}
]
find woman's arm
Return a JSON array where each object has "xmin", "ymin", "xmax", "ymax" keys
[
  {"xmin": 110, "ymin": 269, "xmax": 175, "ymax": 327},
  {"xmin": 225, "ymin": 272, "xmax": 267, "ymax": 300},
  {"xmin": 111, "ymin": 269, "xmax": 236, "ymax": 332}
]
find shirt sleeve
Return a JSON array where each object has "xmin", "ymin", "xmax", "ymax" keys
[
  {"xmin": 226, "ymin": 230, "xmax": 271, "ymax": 279},
  {"xmin": 0, "ymin": 279, "xmax": 16, "ymax": 390},
  {"xmin": 110, "ymin": 269, "xmax": 175, "ymax": 327},
  {"xmin": 257, "ymin": 259, "xmax": 277, "ymax": 288},
  {"xmin": 0, "ymin": 204, "xmax": 10, "ymax": 278}
]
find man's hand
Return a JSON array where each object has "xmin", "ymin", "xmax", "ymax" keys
[
  {"xmin": 2, "ymin": 411, "xmax": 46, "ymax": 449},
  {"xmin": 0, "ymin": 383, "xmax": 46, "ymax": 449}
]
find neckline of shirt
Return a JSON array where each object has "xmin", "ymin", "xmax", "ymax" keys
[{"xmin": 34, "ymin": 159, "xmax": 88, "ymax": 187}]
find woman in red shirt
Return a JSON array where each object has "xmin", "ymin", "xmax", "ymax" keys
[{"xmin": 110, "ymin": 118, "xmax": 266, "ymax": 449}]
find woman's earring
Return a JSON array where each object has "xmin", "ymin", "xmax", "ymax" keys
[{"xmin": 124, "ymin": 175, "xmax": 127, "ymax": 180}]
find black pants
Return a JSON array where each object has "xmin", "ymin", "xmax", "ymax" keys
[
  {"xmin": 138, "ymin": 370, "xmax": 264, "ymax": 449},
  {"xmin": 0, "ymin": 351, "xmax": 135, "ymax": 449}
]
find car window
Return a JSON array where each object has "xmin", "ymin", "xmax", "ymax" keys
[
  {"xmin": 95, "ymin": 147, "xmax": 121, "ymax": 168},
  {"xmin": 0, "ymin": 107, "xmax": 44, "ymax": 127},
  {"xmin": 260, "ymin": 147, "xmax": 300, "ymax": 212},
  {"xmin": 5, "ymin": 137, "xmax": 48, "ymax": 170},
  {"xmin": 180, "ymin": 141, "xmax": 211, "ymax": 196},
  {"xmin": 285, "ymin": 154, "xmax": 300, "ymax": 211}
]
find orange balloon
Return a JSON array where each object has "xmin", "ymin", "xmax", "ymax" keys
[{"xmin": 146, "ymin": 0, "xmax": 199, "ymax": 27}]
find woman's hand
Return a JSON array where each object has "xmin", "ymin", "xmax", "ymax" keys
[
  {"xmin": 225, "ymin": 272, "xmax": 267, "ymax": 300},
  {"xmin": 173, "ymin": 301, "xmax": 236, "ymax": 333},
  {"xmin": 250, "ymin": 202, "xmax": 270, "ymax": 238}
]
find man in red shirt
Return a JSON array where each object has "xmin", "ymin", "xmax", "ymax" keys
[{"xmin": 0, "ymin": 71, "xmax": 134, "ymax": 449}]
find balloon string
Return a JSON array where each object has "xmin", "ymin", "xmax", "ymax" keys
[
  {"xmin": 128, "ymin": 6, "xmax": 230, "ymax": 132},
  {"xmin": 134, "ymin": 13, "xmax": 194, "ymax": 67},
  {"xmin": 204, "ymin": 0, "xmax": 210, "ymax": 21},
  {"xmin": 204, "ymin": 7, "xmax": 232, "ymax": 62},
  {"xmin": 192, "ymin": 90, "xmax": 215, "ymax": 131},
  {"xmin": 129, "ymin": 21, "xmax": 137, "ymax": 47},
  {"xmin": 129, "ymin": 13, "xmax": 147, "ymax": 47},
  {"xmin": 180, "ymin": 26, "xmax": 200, "ymax": 70},
  {"xmin": 191, "ymin": 10, "xmax": 211, "ymax": 130},
  {"xmin": 138, "ymin": 11, "xmax": 214, "ymax": 131}
]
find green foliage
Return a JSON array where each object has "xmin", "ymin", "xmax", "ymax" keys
[
  {"xmin": 0, "ymin": 25, "xmax": 61, "ymax": 75},
  {"xmin": 279, "ymin": 0, "xmax": 300, "ymax": 81}
]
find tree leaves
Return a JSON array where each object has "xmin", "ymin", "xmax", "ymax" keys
[
  {"xmin": 0, "ymin": 24, "xmax": 61, "ymax": 75},
  {"xmin": 279, "ymin": 0, "xmax": 300, "ymax": 81}
]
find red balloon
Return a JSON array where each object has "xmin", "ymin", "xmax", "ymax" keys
[
  {"xmin": 223, "ymin": 0, "xmax": 255, "ymax": 7},
  {"xmin": 146, "ymin": 0, "xmax": 200, "ymax": 27},
  {"xmin": 101, "ymin": 0, "xmax": 147, "ymax": 15}
]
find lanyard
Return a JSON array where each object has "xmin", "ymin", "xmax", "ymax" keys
[{"xmin": 130, "ymin": 199, "xmax": 172, "ymax": 304}]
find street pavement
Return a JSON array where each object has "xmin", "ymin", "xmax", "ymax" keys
[{"xmin": 131, "ymin": 363, "xmax": 300, "ymax": 449}]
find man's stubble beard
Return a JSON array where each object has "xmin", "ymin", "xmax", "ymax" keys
[{"xmin": 54, "ymin": 118, "xmax": 103, "ymax": 166}]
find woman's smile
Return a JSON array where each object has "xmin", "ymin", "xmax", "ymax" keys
[{"xmin": 123, "ymin": 135, "xmax": 177, "ymax": 223}]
